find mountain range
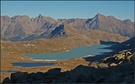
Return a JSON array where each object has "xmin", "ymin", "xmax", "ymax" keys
[{"xmin": 1, "ymin": 13, "xmax": 134, "ymax": 41}]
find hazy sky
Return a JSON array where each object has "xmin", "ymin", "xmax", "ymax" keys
[{"xmin": 1, "ymin": 1, "xmax": 134, "ymax": 21}]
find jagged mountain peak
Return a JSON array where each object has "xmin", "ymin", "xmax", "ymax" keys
[
  {"xmin": 34, "ymin": 14, "xmax": 56, "ymax": 24},
  {"xmin": 11, "ymin": 15, "xmax": 29, "ymax": 19},
  {"xmin": 1, "ymin": 15, "xmax": 10, "ymax": 18},
  {"xmin": 37, "ymin": 14, "xmax": 47, "ymax": 19},
  {"xmin": 89, "ymin": 13, "xmax": 106, "ymax": 25},
  {"xmin": 1, "ymin": 16, "xmax": 11, "ymax": 22},
  {"xmin": 48, "ymin": 23, "xmax": 77, "ymax": 38},
  {"xmin": 95, "ymin": 13, "xmax": 104, "ymax": 16},
  {"xmin": 38, "ymin": 14, "xmax": 42, "ymax": 18},
  {"xmin": 123, "ymin": 19, "xmax": 132, "ymax": 23},
  {"xmin": 36, "ymin": 14, "xmax": 54, "ymax": 20},
  {"xmin": 48, "ymin": 23, "xmax": 65, "ymax": 38},
  {"xmin": 94, "ymin": 13, "xmax": 106, "ymax": 19},
  {"xmin": 107, "ymin": 15, "xmax": 115, "ymax": 18},
  {"xmin": 10, "ymin": 15, "xmax": 31, "ymax": 23}
]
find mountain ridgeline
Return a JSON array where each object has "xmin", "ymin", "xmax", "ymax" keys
[{"xmin": 1, "ymin": 14, "xmax": 134, "ymax": 41}]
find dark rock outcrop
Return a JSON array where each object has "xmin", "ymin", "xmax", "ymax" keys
[
  {"xmin": 46, "ymin": 68, "xmax": 61, "ymax": 76},
  {"xmin": 48, "ymin": 23, "xmax": 66, "ymax": 38},
  {"xmin": 111, "ymin": 36, "xmax": 135, "ymax": 52}
]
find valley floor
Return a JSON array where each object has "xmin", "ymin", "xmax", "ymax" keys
[
  {"xmin": 1, "ymin": 37, "xmax": 134, "ymax": 83},
  {"xmin": 1, "ymin": 49, "xmax": 134, "ymax": 83},
  {"xmin": 1, "ymin": 50, "xmax": 89, "ymax": 82}
]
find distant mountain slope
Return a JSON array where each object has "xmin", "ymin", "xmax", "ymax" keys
[
  {"xmin": 1, "ymin": 13, "xmax": 134, "ymax": 41},
  {"xmin": 1, "ymin": 15, "xmax": 57, "ymax": 41},
  {"xmin": 48, "ymin": 23, "xmax": 78, "ymax": 38},
  {"xmin": 48, "ymin": 23, "xmax": 128, "ymax": 44},
  {"xmin": 61, "ymin": 13, "xmax": 134, "ymax": 37},
  {"xmin": 111, "ymin": 36, "xmax": 135, "ymax": 52}
]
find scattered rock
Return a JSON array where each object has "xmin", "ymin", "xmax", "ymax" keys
[
  {"xmin": 89, "ymin": 62, "xmax": 98, "ymax": 68},
  {"xmin": 125, "ymin": 51, "xmax": 132, "ymax": 56},
  {"xmin": 102, "ymin": 57, "xmax": 116, "ymax": 64},
  {"xmin": 98, "ymin": 63, "xmax": 108, "ymax": 68},
  {"xmin": 115, "ymin": 54, "xmax": 125, "ymax": 60},
  {"xmin": 110, "ymin": 63, "xmax": 117, "ymax": 67}
]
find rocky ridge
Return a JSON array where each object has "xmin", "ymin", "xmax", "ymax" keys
[
  {"xmin": 111, "ymin": 36, "xmax": 135, "ymax": 52},
  {"xmin": 1, "ymin": 13, "xmax": 134, "ymax": 41}
]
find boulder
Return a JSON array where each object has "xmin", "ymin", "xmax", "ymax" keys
[
  {"xmin": 115, "ymin": 54, "xmax": 125, "ymax": 60},
  {"xmin": 89, "ymin": 62, "xmax": 98, "ymax": 68},
  {"xmin": 11, "ymin": 72, "xmax": 28, "ymax": 82},
  {"xmin": 110, "ymin": 63, "xmax": 117, "ymax": 67},
  {"xmin": 118, "ymin": 61, "xmax": 123, "ymax": 64},
  {"xmin": 98, "ymin": 63, "xmax": 108, "ymax": 68},
  {"xmin": 31, "ymin": 72, "xmax": 45, "ymax": 80},
  {"xmin": 102, "ymin": 57, "xmax": 116, "ymax": 64},
  {"xmin": 125, "ymin": 51, "xmax": 132, "ymax": 56},
  {"xmin": 102, "ymin": 56, "xmax": 111, "ymax": 62},
  {"xmin": 130, "ymin": 54, "xmax": 135, "ymax": 64},
  {"xmin": 2, "ymin": 77, "xmax": 12, "ymax": 83},
  {"xmin": 31, "ymin": 72, "xmax": 53, "ymax": 83},
  {"xmin": 69, "ymin": 65, "xmax": 107, "ymax": 83},
  {"xmin": 16, "ymin": 74, "xmax": 31, "ymax": 83},
  {"xmin": 46, "ymin": 68, "xmax": 61, "ymax": 76},
  {"xmin": 69, "ymin": 65, "xmax": 93, "ymax": 82}
]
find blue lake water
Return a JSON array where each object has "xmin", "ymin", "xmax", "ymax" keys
[
  {"xmin": 24, "ymin": 44, "xmax": 113, "ymax": 60},
  {"xmin": 1, "ymin": 70, "xmax": 20, "ymax": 73},
  {"xmin": 12, "ymin": 62, "xmax": 55, "ymax": 67}
]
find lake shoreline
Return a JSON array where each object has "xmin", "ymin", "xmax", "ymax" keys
[{"xmin": 24, "ymin": 44, "xmax": 113, "ymax": 61}]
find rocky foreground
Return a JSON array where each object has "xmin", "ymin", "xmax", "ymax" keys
[{"xmin": 2, "ymin": 50, "xmax": 134, "ymax": 83}]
